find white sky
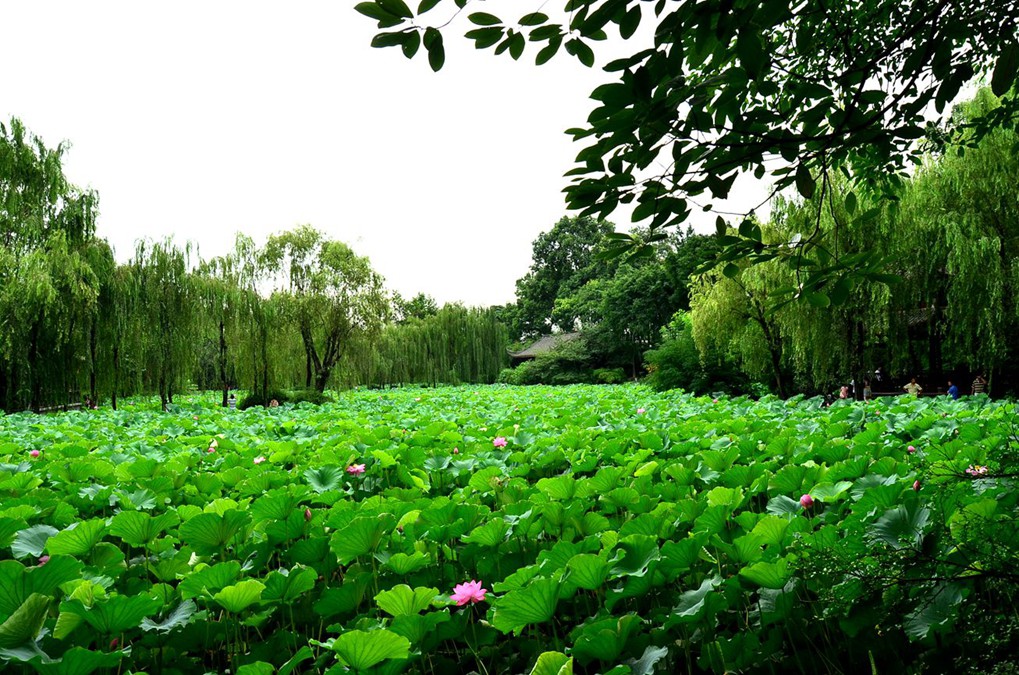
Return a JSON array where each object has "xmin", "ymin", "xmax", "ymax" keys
[{"xmin": 2, "ymin": 1, "xmax": 765, "ymax": 306}]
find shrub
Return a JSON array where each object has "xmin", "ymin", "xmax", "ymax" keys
[
  {"xmin": 594, "ymin": 368, "xmax": 627, "ymax": 384},
  {"xmin": 644, "ymin": 312, "xmax": 752, "ymax": 395},
  {"xmin": 288, "ymin": 389, "xmax": 332, "ymax": 405},
  {"xmin": 238, "ymin": 390, "xmax": 289, "ymax": 410}
]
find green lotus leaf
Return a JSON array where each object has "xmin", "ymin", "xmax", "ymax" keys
[
  {"xmin": 490, "ymin": 576, "xmax": 560, "ymax": 635},
  {"xmin": 389, "ymin": 611, "xmax": 450, "ymax": 644},
  {"xmin": 329, "ymin": 514, "xmax": 396, "ymax": 565},
  {"xmin": 262, "ymin": 566, "xmax": 318, "ymax": 604},
  {"xmin": 30, "ymin": 645, "xmax": 126, "ymax": 675},
  {"xmin": 178, "ymin": 510, "xmax": 250, "ymax": 555},
  {"xmin": 375, "ymin": 584, "xmax": 439, "ymax": 617},
  {"xmin": 739, "ymin": 558, "xmax": 792, "ymax": 589},
  {"xmin": 46, "ymin": 520, "xmax": 108, "ymax": 557},
  {"xmin": 214, "ymin": 579, "xmax": 265, "ymax": 613},
  {"xmin": 570, "ymin": 613, "xmax": 641, "ymax": 663},
  {"xmin": 0, "ymin": 593, "xmax": 50, "ymax": 648},
  {"xmin": 329, "ymin": 629, "xmax": 411, "ymax": 670},
  {"xmin": 178, "ymin": 561, "xmax": 242, "ymax": 600},
  {"xmin": 11, "ymin": 525, "xmax": 59, "ymax": 560},
  {"xmin": 529, "ymin": 651, "xmax": 573, "ymax": 675},
  {"xmin": 462, "ymin": 519, "xmax": 511, "ymax": 547},
  {"xmin": 109, "ymin": 510, "xmax": 180, "ymax": 548},
  {"xmin": 140, "ymin": 600, "xmax": 198, "ymax": 633},
  {"xmin": 564, "ymin": 554, "xmax": 610, "ymax": 590},
  {"xmin": 61, "ymin": 594, "xmax": 161, "ymax": 635}
]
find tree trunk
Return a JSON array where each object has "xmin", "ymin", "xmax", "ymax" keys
[
  {"xmin": 112, "ymin": 342, "xmax": 120, "ymax": 411},
  {"xmin": 28, "ymin": 316, "xmax": 42, "ymax": 412},
  {"xmin": 89, "ymin": 317, "xmax": 98, "ymax": 405},
  {"xmin": 306, "ymin": 352, "xmax": 312, "ymax": 389},
  {"xmin": 219, "ymin": 319, "xmax": 229, "ymax": 407},
  {"xmin": 314, "ymin": 367, "xmax": 330, "ymax": 393}
]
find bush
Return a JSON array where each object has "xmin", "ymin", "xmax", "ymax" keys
[
  {"xmin": 594, "ymin": 368, "xmax": 627, "ymax": 384},
  {"xmin": 644, "ymin": 312, "xmax": 752, "ymax": 395},
  {"xmin": 238, "ymin": 390, "xmax": 289, "ymax": 410},
  {"xmin": 288, "ymin": 389, "xmax": 332, "ymax": 405}
]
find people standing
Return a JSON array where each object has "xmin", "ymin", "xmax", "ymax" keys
[
  {"xmin": 903, "ymin": 377, "xmax": 923, "ymax": 397},
  {"xmin": 863, "ymin": 380, "xmax": 873, "ymax": 401},
  {"xmin": 947, "ymin": 380, "xmax": 959, "ymax": 400},
  {"xmin": 971, "ymin": 374, "xmax": 988, "ymax": 395}
]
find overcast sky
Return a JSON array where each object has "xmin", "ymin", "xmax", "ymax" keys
[{"xmin": 2, "ymin": 1, "xmax": 765, "ymax": 306}]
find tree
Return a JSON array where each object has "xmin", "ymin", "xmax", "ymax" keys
[
  {"xmin": 0, "ymin": 118, "xmax": 103, "ymax": 410},
  {"xmin": 513, "ymin": 215, "xmax": 616, "ymax": 337},
  {"xmin": 134, "ymin": 240, "xmax": 197, "ymax": 410},
  {"xmin": 393, "ymin": 292, "xmax": 439, "ymax": 322},
  {"xmin": 359, "ymin": 1, "xmax": 1019, "ymax": 298},
  {"xmin": 263, "ymin": 225, "xmax": 389, "ymax": 392}
]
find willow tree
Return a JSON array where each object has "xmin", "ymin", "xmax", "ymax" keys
[
  {"xmin": 882, "ymin": 88, "xmax": 1019, "ymax": 389},
  {"xmin": 0, "ymin": 119, "xmax": 103, "ymax": 410},
  {"xmin": 197, "ymin": 250, "xmax": 246, "ymax": 406},
  {"xmin": 689, "ymin": 255, "xmax": 790, "ymax": 397},
  {"xmin": 134, "ymin": 240, "xmax": 197, "ymax": 409},
  {"xmin": 263, "ymin": 226, "xmax": 389, "ymax": 393}
]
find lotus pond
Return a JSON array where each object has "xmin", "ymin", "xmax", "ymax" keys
[{"xmin": 0, "ymin": 385, "xmax": 1017, "ymax": 674}]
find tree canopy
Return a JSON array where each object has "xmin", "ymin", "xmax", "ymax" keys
[{"xmin": 359, "ymin": 0, "xmax": 1019, "ymax": 299}]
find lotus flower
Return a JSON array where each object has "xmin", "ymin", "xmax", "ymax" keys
[
  {"xmin": 38, "ymin": 555, "xmax": 49, "ymax": 566},
  {"xmin": 800, "ymin": 494, "xmax": 814, "ymax": 509},
  {"xmin": 453, "ymin": 447, "xmax": 459, "ymax": 455},
  {"xmin": 29, "ymin": 449, "xmax": 40, "ymax": 458},
  {"xmin": 347, "ymin": 463, "xmax": 366, "ymax": 475},
  {"xmin": 966, "ymin": 465, "xmax": 988, "ymax": 476},
  {"xmin": 907, "ymin": 445, "xmax": 916, "ymax": 453},
  {"xmin": 304, "ymin": 508, "xmax": 313, "ymax": 521},
  {"xmin": 253, "ymin": 456, "xmax": 266, "ymax": 465},
  {"xmin": 451, "ymin": 580, "xmax": 488, "ymax": 606},
  {"xmin": 207, "ymin": 447, "xmax": 215, "ymax": 454},
  {"xmin": 492, "ymin": 437, "xmax": 507, "ymax": 448},
  {"xmin": 913, "ymin": 480, "xmax": 921, "ymax": 491},
  {"xmin": 637, "ymin": 408, "xmax": 646, "ymax": 414}
]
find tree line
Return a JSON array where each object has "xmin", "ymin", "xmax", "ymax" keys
[{"xmin": 0, "ymin": 119, "xmax": 507, "ymax": 412}]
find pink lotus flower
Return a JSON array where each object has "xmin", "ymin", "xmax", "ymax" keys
[
  {"xmin": 192, "ymin": 416, "xmax": 199, "ymax": 420},
  {"xmin": 304, "ymin": 508, "xmax": 313, "ymax": 522},
  {"xmin": 637, "ymin": 408, "xmax": 646, "ymax": 414},
  {"xmin": 110, "ymin": 638, "xmax": 118, "ymax": 649},
  {"xmin": 253, "ymin": 456, "xmax": 266, "ymax": 464},
  {"xmin": 347, "ymin": 464, "xmax": 366, "ymax": 475},
  {"xmin": 713, "ymin": 398, "xmax": 719, "ymax": 404},
  {"xmin": 29, "ymin": 449, "xmax": 40, "ymax": 458},
  {"xmin": 451, "ymin": 580, "xmax": 487, "ymax": 606},
  {"xmin": 492, "ymin": 437, "xmax": 507, "ymax": 448},
  {"xmin": 800, "ymin": 494, "xmax": 814, "ymax": 509},
  {"xmin": 207, "ymin": 447, "xmax": 215, "ymax": 454},
  {"xmin": 913, "ymin": 480, "xmax": 921, "ymax": 491},
  {"xmin": 38, "ymin": 555, "xmax": 49, "ymax": 566},
  {"xmin": 453, "ymin": 447, "xmax": 459, "ymax": 455},
  {"xmin": 907, "ymin": 445, "xmax": 916, "ymax": 453},
  {"xmin": 966, "ymin": 465, "xmax": 988, "ymax": 476}
]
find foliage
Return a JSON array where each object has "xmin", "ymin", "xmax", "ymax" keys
[
  {"xmin": 513, "ymin": 216, "xmax": 616, "ymax": 338},
  {"xmin": 359, "ymin": 0, "xmax": 1019, "ymax": 290},
  {"xmin": 688, "ymin": 88, "xmax": 1019, "ymax": 395},
  {"xmin": 1, "ymin": 387, "xmax": 1017, "ymax": 673},
  {"xmin": 262, "ymin": 225, "xmax": 389, "ymax": 393},
  {"xmin": 348, "ymin": 304, "xmax": 508, "ymax": 387},
  {"xmin": 644, "ymin": 311, "xmax": 748, "ymax": 394}
]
